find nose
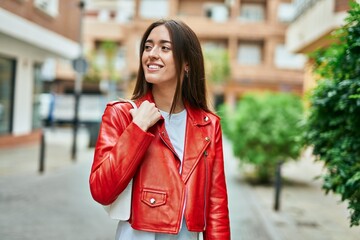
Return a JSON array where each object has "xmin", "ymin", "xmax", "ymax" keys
[{"xmin": 149, "ymin": 46, "xmax": 159, "ymax": 59}]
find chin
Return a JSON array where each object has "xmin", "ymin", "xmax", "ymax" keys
[{"xmin": 144, "ymin": 77, "xmax": 157, "ymax": 84}]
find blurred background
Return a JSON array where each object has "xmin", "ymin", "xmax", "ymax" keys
[{"xmin": 0, "ymin": 0, "xmax": 360, "ymax": 239}]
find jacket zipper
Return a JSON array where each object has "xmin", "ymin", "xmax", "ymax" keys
[
  {"xmin": 203, "ymin": 150, "xmax": 208, "ymax": 231},
  {"xmin": 159, "ymin": 131, "xmax": 185, "ymax": 233},
  {"xmin": 179, "ymin": 188, "xmax": 187, "ymax": 232}
]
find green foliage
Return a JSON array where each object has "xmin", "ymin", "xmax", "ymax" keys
[
  {"xmin": 84, "ymin": 49, "xmax": 101, "ymax": 83},
  {"xmin": 204, "ymin": 48, "xmax": 230, "ymax": 83},
  {"xmin": 84, "ymin": 40, "xmax": 121, "ymax": 83},
  {"xmin": 305, "ymin": 2, "xmax": 360, "ymax": 226},
  {"xmin": 220, "ymin": 92, "xmax": 304, "ymax": 183}
]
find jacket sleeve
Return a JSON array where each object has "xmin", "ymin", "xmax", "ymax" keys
[
  {"xmin": 204, "ymin": 120, "xmax": 231, "ymax": 240},
  {"xmin": 89, "ymin": 103, "xmax": 154, "ymax": 205}
]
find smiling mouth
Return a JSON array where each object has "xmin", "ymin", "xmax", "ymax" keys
[{"xmin": 147, "ymin": 64, "xmax": 162, "ymax": 70}]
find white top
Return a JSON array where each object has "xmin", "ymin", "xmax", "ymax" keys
[
  {"xmin": 115, "ymin": 109, "xmax": 199, "ymax": 240},
  {"xmin": 160, "ymin": 109, "xmax": 187, "ymax": 172}
]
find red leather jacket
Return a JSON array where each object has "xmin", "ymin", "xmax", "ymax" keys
[{"xmin": 89, "ymin": 92, "xmax": 230, "ymax": 239}]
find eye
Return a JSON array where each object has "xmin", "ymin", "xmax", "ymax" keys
[
  {"xmin": 144, "ymin": 44, "xmax": 152, "ymax": 51},
  {"xmin": 162, "ymin": 45, "xmax": 171, "ymax": 51}
]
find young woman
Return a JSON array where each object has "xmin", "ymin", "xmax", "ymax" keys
[{"xmin": 90, "ymin": 19, "xmax": 230, "ymax": 240}]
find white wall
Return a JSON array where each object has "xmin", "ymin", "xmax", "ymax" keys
[
  {"xmin": 0, "ymin": 7, "xmax": 80, "ymax": 136},
  {"xmin": 0, "ymin": 8, "xmax": 79, "ymax": 59},
  {"xmin": 286, "ymin": 0, "xmax": 346, "ymax": 53},
  {"xmin": 0, "ymin": 33, "xmax": 55, "ymax": 135}
]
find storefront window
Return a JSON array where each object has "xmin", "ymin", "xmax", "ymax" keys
[
  {"xmin": 32, "ymin": 63, "xmax": 43, "ymax": 129},
  {"xmin": 0, "ymin": 56, "xmax": 15, "ymax": 135}
]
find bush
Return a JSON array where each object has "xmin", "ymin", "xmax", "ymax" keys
[
  {"xmin": 305, "ymin": 2, "xmax": 360, "ymax": 226},
  {"xmin": 220, "ymin": 92, "xmax": 304, "ymax": 183}
]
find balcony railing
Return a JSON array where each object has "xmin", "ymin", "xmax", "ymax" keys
[{"xmin": 292, "ymin": 0, "xmax": 319, "ymax": 21}]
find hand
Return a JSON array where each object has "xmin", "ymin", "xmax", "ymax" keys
[{"xmin": 129, "ymin": 101, "xmax": 161, "ymax": 131}]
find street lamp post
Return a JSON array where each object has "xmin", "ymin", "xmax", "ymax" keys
[{"xmin": 71, "ymin": 0, "xmax": 86, "ymax": 161}]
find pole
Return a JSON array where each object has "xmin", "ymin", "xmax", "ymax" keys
[
  {"xmin": 71, "ymin": 0, "xmax": 85, "ymax": 161},
  {"xmin": 274, "ymin": 161, "xmax": 283, "ymax": 211},
  {"xmin": 39, "ymin": 130, "xmax": 46, "ymax": 173}
]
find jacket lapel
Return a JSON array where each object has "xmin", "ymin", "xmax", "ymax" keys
[{"xmin": 181, "ymin": 108, "xmax": 211, "ymax": 183}]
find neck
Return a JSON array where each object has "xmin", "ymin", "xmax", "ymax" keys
[{"xmin": 152, "ymin": 87, "xmax": 184, "ymax": 113}]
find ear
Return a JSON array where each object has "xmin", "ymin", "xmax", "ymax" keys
[{"xmin": 184, "ymin": 62, "xmax": 190, "ymax": 72}]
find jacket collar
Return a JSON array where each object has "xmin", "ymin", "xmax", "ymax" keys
[
  {"xmin": 138, "ymin": 91, "xmax": 212, "ymax": 183},
  {"xmin": 137, "ymin": 90, "xmax": 211, "ymax": 127}
]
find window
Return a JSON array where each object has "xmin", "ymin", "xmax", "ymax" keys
[
  {"xmin": 34, "ymin": 0, "xmax": 59, "ymax": 17},
  {"xmin": 274, "ymin": 44, "xmax": 306, "ymax": 69},
  {"xmin": 237, "ymin": 42, "xmax": 262, "ymax": 65},
  {"xmin": 0, "ymin": 56, "xmax": 15, "ymax": 134},
  {"xmin": 204, "ymin": 4, "xmax": 229, "ymax": 22},
  {"xmin": 239, "ymin": 3, "xmax": 265, "ymax": 22},
  {"xmin": 98, "ymin": 9, "xmax": 111, "ymax": 22},
  {"xmin": 203, "ymin": 41, "xmax": 227, "ymax": 50},
  {"xmin": 277, "ymin": 3, "xmax": 296, "ymax": 23},
  {"xmin": 32, "ymin": 63, "xmax": 43, "ymax": 129},
  {"xmin": 115, "ymin": 0, "xmax": 135, "ymax": 23},
  {"xmin": 140, "ymin": 0, "xmax": 169, "ymax": 19}
]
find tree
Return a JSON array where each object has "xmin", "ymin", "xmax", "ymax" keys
[
  {"xmin": 304, "ymin": 2, "xmax": 360, "ymax": 226},
  {"xmin": 204, "ymin": 47, "xmax": 230, "ymax": 84},
  {"xmin": 220, "ymin": 92, "xmax": 304, "ymax": 184},
  {"xmin": 84, "ymin": 40, "xmax": 121, "ymax": 84}
]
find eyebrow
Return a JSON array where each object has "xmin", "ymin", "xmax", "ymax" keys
[{"xmin": 145, "ymin": 39, "xmax": 172, "ymax": 44}]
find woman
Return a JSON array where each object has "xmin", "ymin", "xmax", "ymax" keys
[{"xmin": 89, "ymin": 19, "xmax": 230, "ymax": 240}]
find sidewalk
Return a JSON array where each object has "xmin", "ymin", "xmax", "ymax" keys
[
  {"xmin": 224, "ymin": 137, "xmax": 360, "ymax": 240},
  {"xmin": 245, "ymin": 148, "xmax": 360, "ymax": 240},
  {"xmin": 0, "ymin": 127, "xmax": 360, "ymax": 239},
  {"xmin": 223, "ymin": 138, "xmax": 280, "ymax": 240},
  {"xmin": 0, "ymin": 127, "xmax": 118, "ymax": 240}
]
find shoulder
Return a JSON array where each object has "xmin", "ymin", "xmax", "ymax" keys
[
  {"xmin": 187, "ymin": 107, "xmax": 220, "ymax": 126},
  {"xmin": 107, "ymin": 100, "xmax": 122, "ymax": 107},
  {"xmin": 199, "ymin": 109, "xmax": 221, "ymax": 124},
  {"xmin": 205, "ymin": 111, "xmax": 221, "ymax": 122},
  {"xmin": 106, "ymin": 99, "xmax": 137, "ymax": 111},
  {"xmin": 103, "ymin": 100, "xmax": 135, "ymax": 120},
  {"xmin": 101, "ymin": 100, "xmax": 136, "ymax": 126}
]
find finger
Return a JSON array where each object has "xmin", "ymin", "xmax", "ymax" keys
[{"xmin": 129, "ymin": 108, "xmax": 136, "ymax": 118}]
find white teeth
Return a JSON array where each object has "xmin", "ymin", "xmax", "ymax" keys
[{"xmin": 148, "ymin": 65, "xmax": 160, "ymax": 70}]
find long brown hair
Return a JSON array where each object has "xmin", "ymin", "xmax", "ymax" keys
[{"xmin": 132, "ymin": 19, "xmax": 210, "ymax": 113}]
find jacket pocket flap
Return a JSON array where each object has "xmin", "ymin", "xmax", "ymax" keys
[{"xmin": 141, "ymin": 189, "xmax": 167, "ymax": 207}]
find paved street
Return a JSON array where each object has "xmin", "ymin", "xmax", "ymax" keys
[
  {"xmin": 1, "ymin": 127, "xmax": 360, "ymax": 240},
  {"xmin": 0, "ymin": 127, "xmax": 278, "ymax": 240},
  {"xmin": 0, "ymin": 128, "xmax": 117, "ymax": 240},
  {"xmin": 224, "ymin": 138, "xmax": 280, "ymax": 240}
]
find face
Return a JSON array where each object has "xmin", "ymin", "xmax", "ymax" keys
[{"xmin": 142, "ymin": 25, "xmax": 177, "ymax": 89}]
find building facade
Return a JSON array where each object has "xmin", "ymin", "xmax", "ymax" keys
[
  {"xmin": 286, "ymin": 0, "xmax": 352, "ymax": 93},
  {"xmin": 0, "ymin": 0, "xmax": 81, "ymax": 146},
  {"xmin": 84, "ymin": 0, "xmax": 305, "ymax": 108}
]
